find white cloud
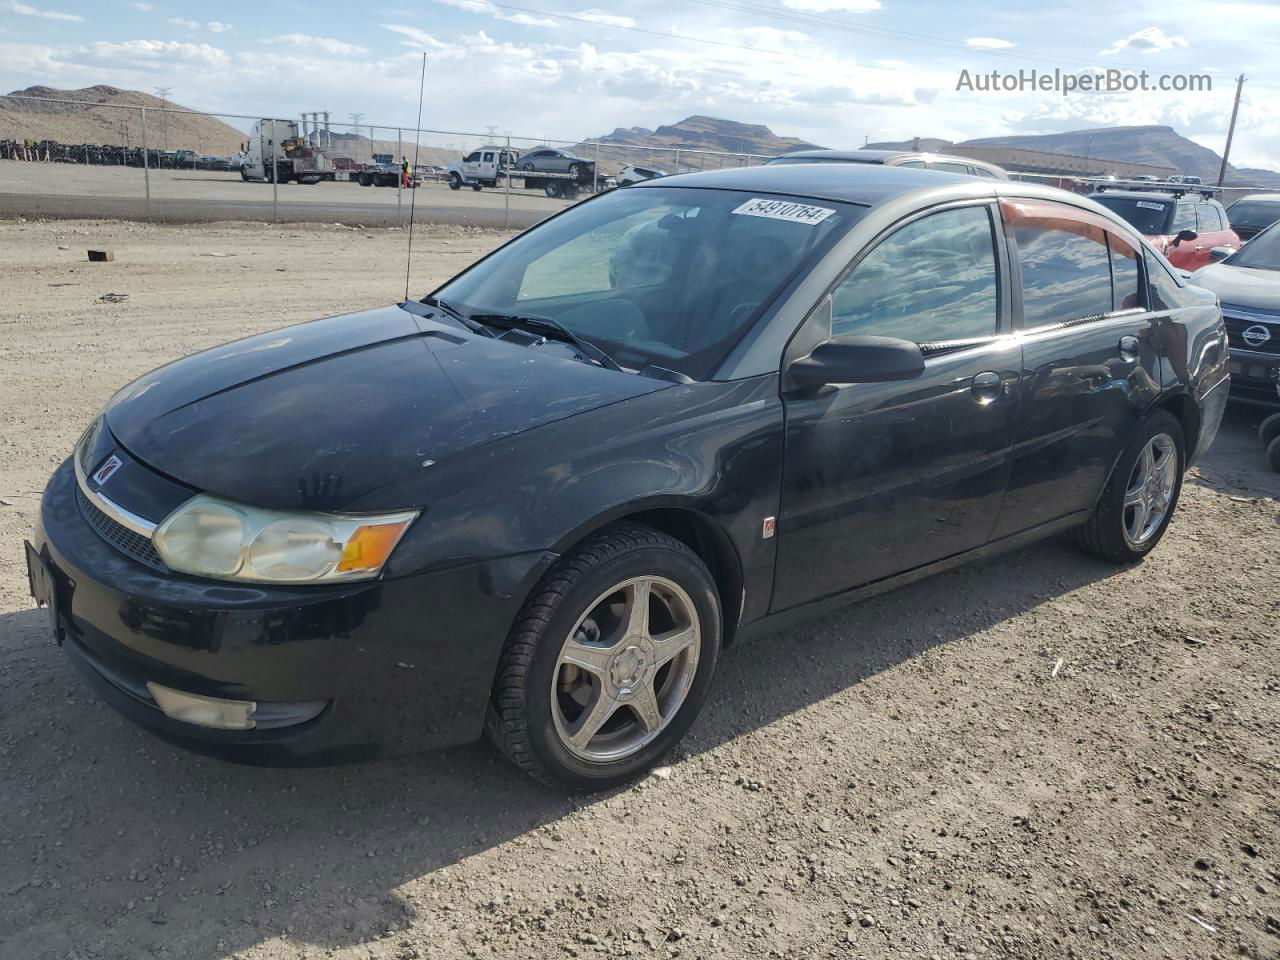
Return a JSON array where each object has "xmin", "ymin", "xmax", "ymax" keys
[
  {"xmin": 132, "ymin": 2, "xmax": 153, "ymax": 10},
  {"xmin": 5, "ymin": 1, "xmax": 82, "ymax": 21},
  {"xmin": 263, "ymin": 34, "xmax": 369, "ymax": 56},
  {"xmin": 380, "ymin": 23, "xmax": 448, "ymax": 48},
  {"xmin": 77, "ymin": 39, "xmax": 231, "ymax": 68},
  {"xmin": 1101, "ymin": 26, "xmax": 1188, "ymax": 55},
  {"xmin": 168, "ymin": 16, "xmax": 233, "ymax": 33},
  {"xmin": 574, "ymin": 9, "xmax": 637, "ymax": 28},
  {"xmin": 966, "ymin": 37, "xmax": 1015, "ymax": 50},
  {"xmin": 780, "ymin": 0, "xmax": 879, "ymax": 11}
]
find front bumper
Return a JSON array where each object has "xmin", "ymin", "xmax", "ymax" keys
[
  {"xmin": 30, "ymin": 458, "xmax": 553, "ymax": 764},
  {"xmin": 1227, "ymin": 348, "xmax": 1280, "ymax": 406}
]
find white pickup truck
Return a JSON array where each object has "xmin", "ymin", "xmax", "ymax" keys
[{"xmin": 445, "ymin": 146, "xmax": 594, "ymax": 199}]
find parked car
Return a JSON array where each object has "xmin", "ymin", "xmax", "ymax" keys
[
  {"xmin": 516, "ymin": 147, "xmax": 595, "ymax": 181},
  {"xmin": 1169, "ymin": 175, "xmax": 1203, "ymax": 185},
  {"xmin": 27, "ymin": 165, "xmax": 1227, "ymax": 790},
  {"xmin": 616, "ymin": 164, "xmax": 667, "ymax": 187},
  {"xmin": 766, "ymin": 149, "xmax": 1008, "ymax": 180},
  {"xmin": 1091, "ymin": 189, "xmax": 1240, "ymax": 270},
  {"xmin": 1192, "ymin": 222, "xmax": 1280, "ymax": 407},
  {"xmin": 1225, "ymin": 193, "xmax": 1280, "ymax": 242}
]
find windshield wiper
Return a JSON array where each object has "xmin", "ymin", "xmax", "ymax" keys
[
  {"xmin": 420, "ymin": 296, "xmax": 496, "ymax": 338},
  {"xmin": 470, "ymin": 312, "xmax": 624, "ymax": 373}
]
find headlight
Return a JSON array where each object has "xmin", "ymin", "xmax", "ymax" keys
[{"xmin": 153, "ymin": 495, "xmax": 417, "ymax": 584}]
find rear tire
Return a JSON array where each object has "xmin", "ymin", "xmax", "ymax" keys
[
  {"xmin": 1259, "ymin": 411, "xmax": 1280, "ymax": 447},
  {"xmin": 487, "ymin": 523, "xmax": 721, "ymax": 791},
  {"xmin": 1075, "ymin": 409, "xmax": 1184, "ymax": 563},
  {"xmin": 1267, "ymin": 436, "xmax": 1280, "ymax": 472},
  {"xmin": 544, "ymin": 180, "xmax": 561, "ymax": 198}
]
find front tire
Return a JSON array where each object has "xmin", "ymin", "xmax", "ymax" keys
[
  {"xmin": 487, "ymin": 524, "xmax": 721, "ymax": 791},
  {"xmin": 1075, "ymin": 409, "xmax": 1184, "ymax": 563}
]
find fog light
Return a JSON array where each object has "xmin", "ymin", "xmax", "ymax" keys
[{"xmin": 146, "ymin": 682, "xmax": 257, "ymax": 730}]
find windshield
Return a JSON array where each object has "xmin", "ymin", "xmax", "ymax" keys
[
  {"xmin": 1092, "ymin": 195, "xmax": 1174, "ymax": 235},
  {"xmin": 1226, "ymin": 199, "xmax": 1280, "ymax": 232},
  {"xmin": 430, "ymin": 186, "xmax": 858, "ymax": 379},
  {"xmin": 1226, "ymin": 223, "xmax": 1280, "ymax": 271}
]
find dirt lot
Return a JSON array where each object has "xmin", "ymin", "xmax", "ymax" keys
[
  {"xmin": 0, "ymin": 166, "xmax": 579, "ymax": 227},
  {"xmin": 1, "ymin": 219, "xmax": 1278, "ymax": 960}
]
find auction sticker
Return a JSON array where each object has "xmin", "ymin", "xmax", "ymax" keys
[
  {"xmin": 1135, "ymin": 201, "xmax": 1166, "ymax": 211},
  {"xmin": 732, "ymin": 198, "xmax": 836, "ymax": 225}
]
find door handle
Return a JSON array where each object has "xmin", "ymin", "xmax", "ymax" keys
[
  {"xmin": 1119, "ymin": 335, "xmax": 1140, "ymax": 361},
  {"xmin": 970, "ymin": 371, "xmax": 1003, "ymax": 404}
]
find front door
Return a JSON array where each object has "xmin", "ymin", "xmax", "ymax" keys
[{"xmin": 773, "ymin": 203, "xmax": 1021, "ymax": 611}]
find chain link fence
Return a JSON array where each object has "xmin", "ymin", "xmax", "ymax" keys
[{"xmin": 0, "ymin": 95, "xmax": 774, "ymax": 229}]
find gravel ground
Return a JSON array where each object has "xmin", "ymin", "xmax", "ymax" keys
[{"xmin": 1, "ymin": 219, "xmax": 1278, "ymax": 960}]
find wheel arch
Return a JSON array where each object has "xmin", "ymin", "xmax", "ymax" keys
[
  {"xmin": 1150, "ymin": 389, "xmax": 1200, "ymax": 465},
  {"xmin": 548, "ymin": 503, "xmax": 746, "ymax": 647}
]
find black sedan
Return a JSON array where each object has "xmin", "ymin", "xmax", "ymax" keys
[{"xmin": 27, "ymin": 165, "xmax": 1229, "ymax": 790}]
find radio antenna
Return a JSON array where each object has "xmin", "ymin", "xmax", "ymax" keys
[{"xmin": 404, "ymin": 52, "xmax": 428, "ymax": 302}]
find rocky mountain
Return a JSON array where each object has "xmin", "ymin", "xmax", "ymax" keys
[
  {"xmin": 586, "ymin": 115, "xmax": 822, "ymax": 168},
  {"xmin": 870, "ymin": 125, "xmax": 1278, "ymax": 187},
  {"xmin": 1, "ymin": 85, "xmax": 246, "ymax": 154}
]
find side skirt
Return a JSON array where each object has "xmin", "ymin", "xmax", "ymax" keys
[{"xmin": 734, "ymin": 508, "xmax": 1093, "ymax": 645}]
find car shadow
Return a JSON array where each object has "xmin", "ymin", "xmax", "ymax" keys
[{"xmin": 0, "ymin": 530, "xmax": 1127, "ymax": 959}]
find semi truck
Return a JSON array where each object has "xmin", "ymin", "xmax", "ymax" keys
[{"xmin": 239, "ymin": 119, "xmax": 335, "ymax": 184}]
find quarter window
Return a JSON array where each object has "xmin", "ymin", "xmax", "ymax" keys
[
  {"xmin": 831, "ymin": 206, "xmax": 999, "ymax": 343},
  {"xmin": 932, "ymin": 161, "xmax": 973, "ymax": 175},
  {"xmin": 1010, "ymin": 208, "xmax": 1113, "ymax": 327}
]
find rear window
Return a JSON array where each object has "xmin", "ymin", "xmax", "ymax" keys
[{"xmin": 1092, "ymin": 195, "xmax": 1173, "ymax": 235}]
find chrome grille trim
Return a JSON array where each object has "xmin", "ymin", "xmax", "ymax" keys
[{"xmin": 74, "ymin": 455, "xmax": 157, "ymax": 537}]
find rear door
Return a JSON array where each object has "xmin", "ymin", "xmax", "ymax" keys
[
  {"xmin": 773, "ymin": 202, "xmax": 1021, "ymax": 610},
  {"xmin": 991, "ymin": 198, "xmax": 1160, "ymax": 539},
  {"xmin": 1196, "ymin": 202, "xmax": 1240, "ymax": 261}
]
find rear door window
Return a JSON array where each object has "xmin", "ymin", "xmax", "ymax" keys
[
  {"xmin": 1005, "ymin": 199, "xmax": 1114, "ymax": 327},
  {"xmin": 1197, "ymin": 204, "xmax": 1224, "ymax": 232}
]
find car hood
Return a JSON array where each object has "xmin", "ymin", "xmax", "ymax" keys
[
  {"xmin": 105, "ymin": 305, "xmax": 667, "ymax": 512},
  {"xmin": 1192, "ymin": 262, "xmax": 1280, "ymax": 311}
]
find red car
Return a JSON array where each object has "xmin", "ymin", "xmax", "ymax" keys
[{"xmin": 1091, "ymin": 189, "xmax": 1240, "ymax": 271}]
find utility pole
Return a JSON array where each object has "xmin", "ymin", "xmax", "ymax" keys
[
  {"xmin": 153, "ymin": 87, "xmax": 171, "ymax": 152},
  {"xmin": 1217, "ymin": 73, "xmax": 1246, "ymax": 187}
]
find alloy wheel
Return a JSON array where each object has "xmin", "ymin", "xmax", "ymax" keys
[
  {"xmin": 551, "ymin": 576, "xmax": 701, "ymax": 763},
  {"xmin": 1122, "ymin": 433, "xmax": 1178, "ymax": 548}
]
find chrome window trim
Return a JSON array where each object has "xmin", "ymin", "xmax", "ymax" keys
[
  {"xmin": 1019, "ymin": 307, "xmax": 1147, "ymax": 340},
  {"xmin": 73, "ymin": 455, "xmax": 158, "ymax": 538}
]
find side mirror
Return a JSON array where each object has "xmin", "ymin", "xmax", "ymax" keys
[
  {"xmin": 789, "ymin": 336, "xmax": 926, "ymax": 389},
  {"xmin": 1173, "ymin": 228, "xmax": 1198, "ymax": 246},
  {"xmin": 1208, "ymin": 246, "xmax": 1233, "ymax": 263}
]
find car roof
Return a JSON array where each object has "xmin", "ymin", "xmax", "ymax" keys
[
  {"xmin": 1229, "ymin": 193, "xmax": 1280, "ymax": 203},
  {"xmin": 774, "ymin": 149, "xmax": 905, "ymax": 163},
  {"xmin": 634, "ymin": 162, "xmax": 982, "ymax": 206}
]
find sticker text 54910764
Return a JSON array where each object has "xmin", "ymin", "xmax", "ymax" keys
[{"xmin": 732, "ymin": 198, "xmax": 836, "ymax": 226}]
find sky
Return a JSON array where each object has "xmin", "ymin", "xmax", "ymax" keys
[{"xmin": 1, "ymin": 0, "xmax": 1278, "ymax": 170}]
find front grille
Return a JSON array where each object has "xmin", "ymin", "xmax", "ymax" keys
[
  {"xmin": 1223, "ymin": 309, "xmax": 1280, "ymax": 356},
  {"xmin": 76, "ymin": 487, "xmax": 167, "ymax": 571}
]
